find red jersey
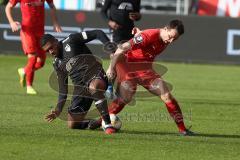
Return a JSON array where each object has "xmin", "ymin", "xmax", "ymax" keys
[
  {"xmin": 127, "ymin": 29, "xmax": 168, "ymax": 62},
  {"xmin": 9, "ymin": 0, "xmax": 53, "ymax": 31}
]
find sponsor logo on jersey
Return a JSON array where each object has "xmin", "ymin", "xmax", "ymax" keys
[
  {"xmin": 65, "ymin": 44, "xmax": 71, "ymax": 52},
  {"xmin": 118, "ymin": 2, "xmax": 133, "ymax": 10}
]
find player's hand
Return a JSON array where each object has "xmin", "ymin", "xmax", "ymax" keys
[
  {"xmin": 45, "ymin": 109, "xmax": 61, "ymax": 122},
  {"xmin": 108, "ymin": 20, "xmax": 121, "ymax": 30},
  {"xmin": 132, "ymin": 27, "xmax": 141, "ymax": 36},
  {"xmin": 106, "ymin": 67, "xmax": 116, "ymax": 80},
  {"xmin": 10, "ymin": 21, "xmax": 21, "ymax": 32},
  {"xmin": 129, "ymin": 12, "xmax": 141, "ymax": 21},
  {"xmin": 53, "ymin": 23, "xmax": 62, "ymax": 32}
]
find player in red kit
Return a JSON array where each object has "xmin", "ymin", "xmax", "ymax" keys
[
  {"xmin": 5, "ymin": 0, "xmax": 62, "ymax": 94},
  {"xmin": 90, "ymin": 20, "xmax": 194, "ymax": 136}
]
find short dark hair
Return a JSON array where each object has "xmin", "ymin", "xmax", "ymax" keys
[
  {"xmin": 168, "ymin": 19, "xmax": 184, "ymax": 35},
  {"xmin": 40, "ymin": 34, "xmax": 56, "ymax": 47}
]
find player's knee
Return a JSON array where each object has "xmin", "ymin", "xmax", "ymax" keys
[
  {"xmin": 89, "ymin": 79, "xmax": 106, "ymax": 94},
  {"xmin": 119, "ymin": 81, "xmax": 135, "ymax": 103}
]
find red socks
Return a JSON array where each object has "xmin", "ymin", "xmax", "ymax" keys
[
  {"xmin": 165, "ymin": 99, "xmax": 186, "ymax": 132},
  {"xmin": 24, "ymin": 56, "xmax": 37, "ymax": 86},
  {"xmin": 108, "ymin": 98, "xmax": 126, "ymax": 114},
  {"xmin": 106, "ymin": 94, "xmax": 186, "ymax": 132}
]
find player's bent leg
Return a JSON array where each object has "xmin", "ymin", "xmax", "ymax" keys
[
  {"xmin": 161, "ymin": 92, "xmax": 194, "ymax": 135},
  {"xmin": 148, "ymin": 78, "xmax": 170, "ymax": 96},
  {"xmin": 20, "ymin": 31, "xmax": 38, "ymax": 94},
  {"xmin": 89, "ymin": 79, "xmax": 116, "ymax": 134},
  {"xmin": 118, "ymin": 80, "xmax": 137, "ymax": 103},
  {"xmin": 108, "ymin": 80, "xmax": 136, "ymax": 114},
  {"xmin": 148, "ymin": 78, "xmax": 193, "ymax": 135},
  {"xmin": 88, "ymin": 82, "xmax": 133, "ymax": 133}
]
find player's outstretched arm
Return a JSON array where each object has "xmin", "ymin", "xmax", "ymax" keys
[
  {"xmin": 5, "ymin": 2, "xmax": 20, "ymax": 32},
  {"xmin": 48, "ymin": 3, "xmax": 62, "ymax": 32},
  {"xmin": 75, "ymin": 30, "xmax": 114, "ymax": 46},
  {"xmin": 45, "ymin": 69, "xmax": 68, "ymax": 122}
]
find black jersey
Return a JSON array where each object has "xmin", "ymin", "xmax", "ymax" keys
[
  {"xmin": 53, "ymin": 30, "xmax": 110, "ymax": 112},
  {"xmin": 101, "ymin": 0, "xmax": 141, "ymax": 29}
]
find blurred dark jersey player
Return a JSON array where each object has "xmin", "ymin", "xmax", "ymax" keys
[{"xmin": 101, "ymin": 0, "xmax": 141, "ymax": 43}]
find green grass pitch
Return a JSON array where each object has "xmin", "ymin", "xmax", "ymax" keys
[{"xmin": 0, "ymin": 55, "xmax": 240, "ymax": 160}]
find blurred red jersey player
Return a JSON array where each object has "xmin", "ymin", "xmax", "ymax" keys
[
  {"xmin": 105, "ymin": 20, "xmax": 194, "ymax": 136},
  {"xmin": 5, "ymin": 0, "xmax": 62, "ymax": 94}
]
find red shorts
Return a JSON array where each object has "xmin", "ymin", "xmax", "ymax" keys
[
  {"xmin": 115, "ymin": 60, "xmax": 160, "ymax": 89},
  {"xmin": 20, "ymin": 30, "xmax": 45, "ymax": 58}
]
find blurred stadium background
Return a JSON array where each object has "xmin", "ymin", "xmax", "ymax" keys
[
  {"xmin": 1, "ymin": 0, "xmax": 240, "ymax": 63},
  {"xmin": 0, "ymin": 1, "xmax": 240, "ymax": 160}
]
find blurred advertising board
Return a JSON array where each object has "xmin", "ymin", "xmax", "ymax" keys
[{"xmin": 1, "ymin": 7, "xmax": 240, "ymax": 64}]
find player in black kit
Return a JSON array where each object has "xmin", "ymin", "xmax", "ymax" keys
[
  {"xmin": 101, "ymin": 0, "xmax": 141, "ymax": 43},
  {"xmin": 41, "ymin": 30, "xmax": 116, "ymax": 134}
]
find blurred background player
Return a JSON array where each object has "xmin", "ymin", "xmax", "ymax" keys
[
  {"xmin": 92, "ymin": 20, "xmax": 194, "ymax": 136},
  {"xmin": 5, "ymin": 0, "xmax": 62, "ymax": 95},
  {"xmin": 41, "ymin": 30, "xmax": 116, "ymax": 134},
  {"xmin": 100, "ymin": 0, "xmax": 142, "ymax": 97},
  {"xmin": 100, "ymin": 0, "xmax": 141, "ymax": 43}
]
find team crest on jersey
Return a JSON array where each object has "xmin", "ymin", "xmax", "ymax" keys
[
  {"xmin": 65, "ymin": 44, "xmax": 71, "ymax": 52},
  {"xmin": 133, "ymin": 35, "xmax": 143, "ymax": 44}
]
